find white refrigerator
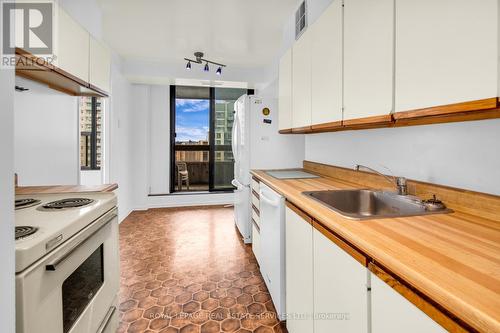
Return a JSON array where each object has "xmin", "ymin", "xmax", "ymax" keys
[{"xmin": 231, "ymin": 94, "xmax": 304, "ymax": 243}]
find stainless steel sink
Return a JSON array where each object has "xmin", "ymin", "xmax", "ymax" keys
[{"xmin": 303, "ymin": 189, "xmax": 452, "ymax": 220}]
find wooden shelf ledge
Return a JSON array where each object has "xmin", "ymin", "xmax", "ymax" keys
[
  {"xmin": 393, "ymin": 97, "xmax": 499, "ymax": 120},
  {"xmin": 279, "ymin": 98, "xmax": 500, "ymax": 134},
  {"xmin": 310, "ymin": 120, "xmax": 343, "ymax": 133},
  {"xmin": 291, "ymin": 125, "xmax": 312, "ymax": 134}
]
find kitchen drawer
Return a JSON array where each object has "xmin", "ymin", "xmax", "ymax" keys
[
  {"xmin": 251, "ymin": 178, "xmax": 260, "ymax": 193},
  {"xmin": 252, "ymin": 209, "xmax": 260, "ymax": 227},
  {"xmin": 252, "ymin": 222, "xmax": 261, "ymax": 265},
  {"xmin": 252, "ymin": 193, "xmax": 260, "ymax": 211}
]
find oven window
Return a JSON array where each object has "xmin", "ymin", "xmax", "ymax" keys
[{"xmin": 62, "ymin": 245, "xmax": 104, "ymax": 333}]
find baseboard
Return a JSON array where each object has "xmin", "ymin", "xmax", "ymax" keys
[
  {"xmin": 146, "ymin": 202, "xmax": 233, "ymax": 209},
  {"xmin": 118, "ymin": 208, "xmax": 134, "ymax": 224}
]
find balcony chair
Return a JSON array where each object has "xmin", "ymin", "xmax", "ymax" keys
[{"xmin": 176, "ymin": 162, "xmax": 190, "ymax": 191}]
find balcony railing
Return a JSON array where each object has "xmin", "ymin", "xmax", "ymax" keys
[{"xmin": 174, "ymin": 160, "xmax": 235, "ymax": 192}]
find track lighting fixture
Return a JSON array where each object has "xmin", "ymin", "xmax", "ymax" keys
[{"xmin": 184, "ymin": 52, "xmax": 226, "ymax": 75}]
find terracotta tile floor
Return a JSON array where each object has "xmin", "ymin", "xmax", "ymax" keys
[{"xmin": 117, "ymin": 206, "xmax": 287, "ymax": 333}]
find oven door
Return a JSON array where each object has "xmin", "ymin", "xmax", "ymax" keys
[{"xmin": 16, "ymin": 208, "xmax": 120, "ymax": 333}]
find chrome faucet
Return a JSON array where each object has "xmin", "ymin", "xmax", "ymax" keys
[{"xmin": 354, "ymin": 164, "xmax": 408, "ymax": 196}]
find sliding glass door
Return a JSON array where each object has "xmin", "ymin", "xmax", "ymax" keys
[
  {"xmin": 170, "ymin": 86, "xmax": 250, "ymax": 193},
  {"xmin": 213, "ymin": 88, "xmax": 250, "ymax": 189},
  {"xmin": 171, "ymin": 86, "xmax": 210, "ymax": 192}
]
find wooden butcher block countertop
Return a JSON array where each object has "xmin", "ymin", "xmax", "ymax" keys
[
  {"xmin": 15, "ymin": 183, "xmax": 118, "ymax": 195},
  {"xmin": 252, "ymin": 162, "xmax": 500, "ymax": 333}
]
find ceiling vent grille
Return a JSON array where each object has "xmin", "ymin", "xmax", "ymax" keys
[{"xmin": 295, "ymin": 1, "xmax": 308, "ymax": 39}]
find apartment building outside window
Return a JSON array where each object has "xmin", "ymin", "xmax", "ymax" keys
[{"xmin": 79, "ymin": 97, "xmax": 102, "ymax": 170}]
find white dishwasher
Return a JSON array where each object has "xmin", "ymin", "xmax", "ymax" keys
[{"xmin": 258, "ymin": 183, "xmax": 286, "ymax": 320}]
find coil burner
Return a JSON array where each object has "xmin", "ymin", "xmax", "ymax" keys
[
  {"xmin": 15, "ymin": 226, "xmax": 39, "ymax": 240},
  {"xmin": 41, "ymin": 198, "xmax": 95, "ymax": 210},
  {"xmin": 15, "ymin": 198, "xmax": 41, "ymax": 210}
]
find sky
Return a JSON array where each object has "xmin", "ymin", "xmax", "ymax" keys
[{"xmin": 175, "ymin": 99, "xmax": 210, "ymax": 142}]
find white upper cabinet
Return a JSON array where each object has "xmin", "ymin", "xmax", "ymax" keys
[
  {"xmin": 89, "ymin": 36, "xmax": 111, "ymax": 93},
  {"xmin": 311, "ymin": 0, "xmax": 343, "ymax": 125},
  {"xmin": 285, "ymin": 207, "xmax": 314, "ymax": 333},
  {"xmin": 278, "ymin": 48, "xmax": 293, "ymax": 130},
  {"xmin": 56, "ymin": 6, "xmax": 89, "ymax": 81},
  {"xmin": 343, "ymin": 0, "xmax": 394, "ymax": 120},
  {"xmin": 395, "ymin": 0, "xmax": 498, "ymax": 112},
  {"xmin": 371, "ymin": 272, "xmax": 446, "ymax": 333},
  {"xmin": 313, "ymin": 228, "xmax": 368, "ymax": 333},
  {"xmin": 292, "ymin": 28, "xmax": 312, "ymax": 128}
]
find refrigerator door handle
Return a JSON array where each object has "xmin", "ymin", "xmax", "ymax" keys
[
  {"xmin": 231, "ymin": 179, "xmax": 240, "ymax": 188},
  {"xmin": 231, "ymin": 179, "xmax": 248, "ymax": 188},
  {"xmin": 231, "ymin": 111, "xmax": 239, "ymax": 158}
]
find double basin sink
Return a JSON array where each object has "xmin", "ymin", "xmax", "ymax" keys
[{"xmin": 303, "ymin": 189, "xmax": 452, "ymax": 220}]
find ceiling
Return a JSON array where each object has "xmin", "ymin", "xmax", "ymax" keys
[{"xmin": 97, "ymin": 0, "xmax": 298, "ymax": 68}]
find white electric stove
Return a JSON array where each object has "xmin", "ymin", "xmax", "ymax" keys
[{"xmin": 15, "ymin": 192, "xmax": 120, "ymax": 333}]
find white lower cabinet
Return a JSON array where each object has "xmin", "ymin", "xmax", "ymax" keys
[
  {"xmin": 285, "ymin": 204, "xmax": 447, "ymax": 333},
  {"xmin": 252, "ymin": 223, "xmax": 261, "ymax": 265},
  {"xmin": 371, "ymin": 272, "xmax": 446, "ymax": 333},
  {"xmin": 285, "ymin": 207, "xmax": 314, "ymax": 332},
  {"xmin": 313, "ymin": 228, "xmax": 368, "ymax": 333}
]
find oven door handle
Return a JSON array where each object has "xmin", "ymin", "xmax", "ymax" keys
[
  {"xmin": 96, "ymin": 305, "xmax": 116, "ymax": 333},
  {"xmin": 45, "ymin": 212, "xmax": 117, "ymax": 271}
]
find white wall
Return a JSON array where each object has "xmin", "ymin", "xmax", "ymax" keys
[
  {"xmin": 280, "ymin": 0, "xmax": 334, "ymax": 55},
  {"xmin": 123, "ymin": 58, "xmax": 278, "ymax": 91},
  {"xmin": 14, "ymin": 77, "xmax": 79, "ymax": 186},
  {"xmin": 128, "ymin": 84, "xmax": 237, "ymax": 209},
  {"xmin": 80, "ymin": 170, "xmax": 103, "ymax": 185},
  {"xmin": 256, "ymin": 79, "xmax": 306, "ymax": 169},
  {"xmin": 55, "ymin": 0, "xmax": 136, "ymax": 220},
  {"xmin": 107, "ymin": 55, "xmax": 134, "ymax": 220},
  {"xmin": 0, "ymin": 37, "xmax": 15, "ymax": 333},
  {"xmin": 305, "ymin": 120, "xmax": 500, "ymax": 195},
  {"xmin": 149, "ymin": 85, "xmax": 170, "ymax": 194}
]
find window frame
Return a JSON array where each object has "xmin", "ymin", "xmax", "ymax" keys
[
  {"xmin": 295, "ymin": 0, "xmax": 308, "ymax": 40},
  {"xmin": 169, "ymin": 86, "xmax": 254, "ymax": 193},
  {"xmin": 80, "ymin": 97, "xmax": 101, "ymax": 171}
]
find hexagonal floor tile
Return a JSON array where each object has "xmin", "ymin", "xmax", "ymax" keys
[
  {"xmin": 118, "ymin": 207, "xmax": 286, "ymax": 333},
  {"xmin": 183, "ymin": 301, "xmax": 201, "ymax": 313},
  {"xmin": 201, "ymin": 298, "xmax": 219, "ymax": 311},
  {"xmin": 201, "ymin": 320, "xmax": 220, "ymax": 333}
]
